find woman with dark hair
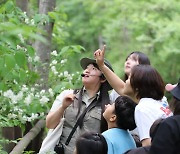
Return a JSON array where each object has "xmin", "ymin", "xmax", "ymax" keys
[
  {"xmin": 149, "ymin": 79, "xmax": 180, "ymax": 154},
  {"xmin": 74, "ymin": 132, "xmax": 108, "ymax": 154},
  {"xmin": 124, "ymin": 65, "xmax": 172, "ymax": 146},
  {"xmin": 124, "ymin": 51, "xmax": 150, "ymax": 81},
  {"xmin": 110, "ymin": 51, "xmax": 150, "ymax": 102},
  {"xmin": 102, "ymin": 96, "xmax": 137, "ymax": 154},
  {"xmin": 39, "ymin": 57, "xmax": 114, "ymax": 154},
  {"xmin": 94, "ymin": 46, "xmax": 172, "ymax": 147},
  {"xmin": 108, "ymin": 50, "xmax": 151, "ymax": 148}
]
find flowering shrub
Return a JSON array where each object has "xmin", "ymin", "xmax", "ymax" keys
[
  {"xmin": 0, "ymin": 1, "xmax": 83, "ymax": 153},
  {"xmin": 0, "ymin": 1, "xmax": 82, "ymax": 128},
  {"xmin": 0, "ymin": 44, "xmax": 82, "ymax": 127}
]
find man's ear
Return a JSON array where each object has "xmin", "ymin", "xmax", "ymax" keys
[
  {"xmin": 110, "ymin": 114, "xmax": 116, "ymax": 122},
  {"xmin": 100, "ymin": 78, "xmax": 106, "ymax": 83},
  {"xmin": 100, "ymin": 74, "xmax": 106, "ymax": 83}
]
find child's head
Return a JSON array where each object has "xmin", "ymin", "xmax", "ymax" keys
[
  {"xmin": 103, "ymin": 96, "xmax": 136, "ymax": 131},
  {"xmin": 74, "ymin": 132, "xmax": 107, "ymax": 154}
]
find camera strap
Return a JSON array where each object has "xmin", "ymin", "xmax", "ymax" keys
[{"xmin": 64, "ymin": 98, "xmax": 98, "ymax": 145}]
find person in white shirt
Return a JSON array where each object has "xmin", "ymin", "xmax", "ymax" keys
[{"xmin": 94, "ymin": 45, "xmax": 172, "ymax": 147}]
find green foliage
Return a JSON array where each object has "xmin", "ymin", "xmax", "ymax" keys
[
  {"xmin": 0, "ymin": 0, "xmax": 82, "ymax": 129},
  {"xmin": 59, "ymin": 0, "xmax": 179, "ymax": 83}
]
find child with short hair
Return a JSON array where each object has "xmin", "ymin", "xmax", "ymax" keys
[{"xmin": 102, "ymin": 96, "xmax": 137, "ymax": 154}]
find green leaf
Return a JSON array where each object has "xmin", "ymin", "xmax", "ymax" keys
[
  {"xmin": 33, "ymin": 14, "xmax": 42, "ymax": 24},
  {"xmin": 4, "ymin": 54, "xmax": 16, "ymax": 70},
  {"xmin": 0, "ymin": 82, "xmax": 6, "ymax": 91},
  {"xmin": 19, "ymin": 69, "xmax": 27, "ymax": 82},
  {"xmin": 72, "ymin": 45, "xmax": 85, "ymax": 53},
  {"xmin": 27, "ymin": 46, "xmax": 35, "ymax": 57},
  {"xmin": 4, "ymin": 0, "xmax": 14, "ymax": 13},
  {"xmin": 54, "ymin": 85, "xmax": 63, "ymax": 93},
  {"xmin": 15, "ymin": 51, "xmax": 27, "ymax": 68},
  {"xmin": 0, "ymin": 57, "xmax": 4, "ymax": 71},
  {"xmin": 59, "ymin": 46, "xmax": 69, "ymax": 56}
]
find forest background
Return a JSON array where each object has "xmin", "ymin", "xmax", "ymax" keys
[{"xmin": 0, "ymin": 0, "xmax": 179, "ymax": 153}]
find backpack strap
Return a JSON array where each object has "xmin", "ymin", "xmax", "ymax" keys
[{"xmin": 65, "ymin": 98, "xmax": 97, "ymax": 145}]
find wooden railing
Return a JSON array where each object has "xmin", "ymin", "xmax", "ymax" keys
[{"xmin": 2, "ymin": 120, "xmax": 45, "ymax": 154}]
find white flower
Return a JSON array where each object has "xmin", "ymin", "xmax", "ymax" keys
[
  {"xmin": 25, "ymin": 18, "xmax": 29, "ymax": 24},
  {"xmin": 35, "ymin": 93, "xmax": 40, "ymax": 98},
  {"xmin": 10, "ymin": 91, "xmax": 23, "ymax": 104},
  {"xmin": 61, "ymin": 87, "xmax": 65, "ymax": 90},
  {"xmin": 35, "ymin": 84, "xmax": 39, "ymax": 87},
  {"xmin": 22, "ymin": 115, "xmax": 28, "ymax": 122},
  {"xmin": 63, "ymin": 71, "xmax": 69, "ymax": 77},
  {"xmin": 16, "ymin": 91, "xmax": 24, "ymax": 101},
  {"xmin": 51, "ymin": 66, "xmax": 56, "ymax": 71},
  {"xmin": 52, "ymin": 60, "xmax": 57, "ymax": 65},
  {"xmin": 60, "ymin": 59, "xmax": 67, "ymax": 64},
  {"xmin": 19, "ymin": 109, "xmax": 23, "ymax": 114},
  {"xmin": 51, "ymin": 66, "xmax": 58, "ymax": 75},
  {"xmin": 28, "ymin": 57, "xmax": 32, "ymax": 62},
  {"xmin": 34, "ymin": 56, "xmax": 40, "ymax": 62},
  {"xmin": 24, "ymin": 48, "xmax": 27, "ymax": 52},
  {"xmin": 31, "ymin": 88, "xmax": 35, "ymax": 92},
  {"xmin": 13, "ymin": 80, "xmax": 18, "ymax": 84},
  {"xmin": 3, "ymin": 89, "xmax": 14, "ymax": 99},
  {"xmin": 24, "ymin": 94, "xmax": 32, "ymax": 105},
  {"xmin": 13, "ymin": 107, "xmax": 19, "ymax": 111},
  {"xmin": 22, "ymin": 85, "xmax": 28, "ymax": 92},
  {"xmin": 51, "ymin": 50, "xmax": 57, "ymax": 56},
  {"xmin": 40, "ymin": 112, "xmax": 45, "ymax": 117},
  {"xmin": 18, "ymin": 33, "xmax": 24, "ymax": 43},
  {"xmin": 40, "ymin": 90, "xmax": 45, "ymax": 95},
  {"xmin": 27, "ymin": 117, "xmax": 31, "ymax": 122},
  {"xmin": 8, "ymin": 113, "xmax": 17, "ymax": 119},
  {"xmin": 31, "ymin": 113, "xmax": 38, "ymax": 119},
  {"xmin": 67, "ymin": 75, "xmax": 72, "ymax": 81},
  {"xmin": 17, "ymin": 45, "xmax": 21, "ymax": 50},
  {"xmin": 31, "ymin": 19, "xmax": 35, "ymax": 25},
  {"xmin": 59, "ymin": 73, "xmax": 63, "ymax": 77},
  {"xmin": 25, "ymin": 113, "xmax": 39, "ymax": 122},
  {"xmin": 40, "ymin": 96, "xmax": 49, "ymax": 105},
  {"xmin": 48, "ymin": 88, "xmax": 54, "ymax": 97}
]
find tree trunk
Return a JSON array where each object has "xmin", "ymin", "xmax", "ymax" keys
[
  {"xmin": 33, "ymin": 0, "xmax": 56, "ymax": 89},
  {"xmin": 10, "ymin": 120, "xmax": 45, "ymax": 154},
  {"xmin": 16, "ymin": 0, "xmax": 29, "ymax": 13}
]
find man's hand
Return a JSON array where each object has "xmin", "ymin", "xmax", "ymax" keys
[
  {"xmin": 94, "ymin": 45, "xmax": 106, "ymax": 68},
  {"xmin": 62, "ymin": 93, "xmax": 75, "ymax": 109}
]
